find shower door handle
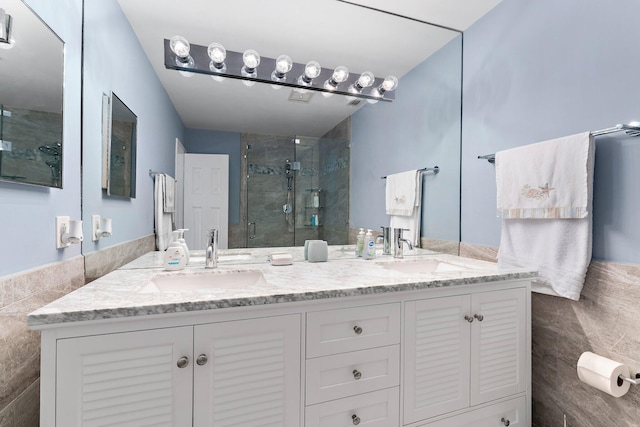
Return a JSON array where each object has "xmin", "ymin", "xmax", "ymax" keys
[{"xmin": 248, "ymin": 222, "xmax": 256, "ymax": 240}]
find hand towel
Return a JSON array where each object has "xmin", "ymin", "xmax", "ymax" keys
[
  {"xmin": 386, "ymin": 170, "xmax": 419, "ymax": 216},
  {"xmin": 496, "ymin": 132, "xmax": 592, "ymax": 219},
  {"xmin": 154, "ymin": 174, "xmax": 173, "ymax": 250},
  {"xmin": 496, "ymin": 132, "xmax": 595, "ymax": 300},
  {"xmin": 387, "ymin": 170, "xmax": 422, "ymax": 248},
  {"xmin": 163, "ymin": 174, "xmax": 176, "ymax": 213}
]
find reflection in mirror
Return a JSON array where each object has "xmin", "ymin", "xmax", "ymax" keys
[
  {"xmin": 0, "ymin": 0, "xmax": 64, "ymax": 188},
  {"xmin": 102, "ymin": 92, "xmax": 137, "ymax": 198}
]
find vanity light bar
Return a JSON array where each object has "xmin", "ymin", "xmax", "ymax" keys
[
  {"xmin": 163, "ymin": 39, "xmax": 396, "ymax": 102},
  {"xmin": 0, "ymin": 8, "xmax": 12, "ymax": 44}
]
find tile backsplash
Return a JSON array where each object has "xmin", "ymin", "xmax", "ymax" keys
[{"xmin": 0, "ymin": 234, "xmax": 154, "ymax": 426}]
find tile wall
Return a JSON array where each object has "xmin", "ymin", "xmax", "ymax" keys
[
  {"xmin": 0, "ymin": 234, "xmax": 155, "ymax": 426},
  {"xmin": 459, "ymin": 243, "xmax": 640, "ymax": 427}
]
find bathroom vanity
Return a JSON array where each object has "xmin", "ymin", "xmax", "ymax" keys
[{"xmin": 28, "ymin": 247, "xmax": 535, "ymax": 427}]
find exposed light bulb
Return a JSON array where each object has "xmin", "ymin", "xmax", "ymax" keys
[
  {"xmin": 169, "ymin": 35, "xmax": 194, "ymax": 76},
  {"xmin": 349, "ymin": 71, "xmax": 375, "ymax": 94},
  {"xmin": 323, "ymin": 66, "xmax": 349, "ymax": 93},
  {"xmin": 207, "ymin": 43, "xmax": 227, "ymax": 71},
  {"xmin": 271, "ymin": 54, "xmax": 293, "ymax": 81},
  {"xmin": 298, "ymin": 60, "xmax": 321, "ymax": 86},
  {"xmin": 381, "ymin": 75, "xmax": 399, "ymax": 92},
  {"xmin": 242, "ymin": 49, "xmax": 260, "ymax": 71}
]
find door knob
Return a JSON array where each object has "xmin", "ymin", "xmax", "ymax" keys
[
  {"xmin": 464, "ymin": 315, "xmax": 474, "ymax": 323},
  {"xmin": 474, "ymin": 314, "xmax": 484, "ymax": 322},
  {"xmin": 352, "ymin": 414, "xmax": 361, "ymax": 425},
  {"xmin": 501, "ymin": 417, "xmax": 511, "ymax": 426},
  {"xmin": 353, "ymin": 325, "xmax": 363, "ymax": 335},
  {"xmin": 196, "ymin": 354, "xmax": 208, "ymax": 366},
  {"xmin": 353, "ymin": 369, "xmax": 362, "ymax": 380}
]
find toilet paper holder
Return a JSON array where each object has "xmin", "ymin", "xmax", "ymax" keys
[{"xmin": 619, "ymin": 373, "xmax": 640, "ymax": 386}]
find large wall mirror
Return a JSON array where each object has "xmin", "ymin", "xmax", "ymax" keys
[
  {"xmin": 102, "ymin": 92, "xmax": 137, "ymax": 198},
  {"xmin": 0, "ymin": 0, "xmax": 64, "ymax": 188},
  {"xmin": 82, "ymin": 0, "xmax": 462, "ymax": 251}
]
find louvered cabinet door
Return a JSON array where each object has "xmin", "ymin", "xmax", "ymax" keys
[
  {"xmin": 193, "ymin": 314, "xmax": 301, "ymax": 427},
  {"xmin": 470, "ymin": 288, "xmax": 527, "ymax": 405},
  {"xmin": 404, "ymin": 296, "xmax": 471, "ymax": 424},
  {"xmin": 56, "ymin": 327, "xmax": 193, "ymax": 427}
]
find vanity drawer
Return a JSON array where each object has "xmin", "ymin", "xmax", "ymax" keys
[
  {"xmin": 305, "ymin": 387, "xmax": 399, "ymax": 427},
  {"xmin": 306, "ymin": 345, "xmax": 400, "ymax": 405},
  {"xmin": 306, "ymin": 303, "xmax": 400, "ymax": 358},
  {"xmin": 417, "ymin": 396, "xmax": 526, "ymax": 426}
]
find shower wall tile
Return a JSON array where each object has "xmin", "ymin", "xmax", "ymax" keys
[
  {"xmin": 0, "ymin": 256, "xmax": 84, "ymax": 426},
  {"xmin": 460, "ymin": 242, "xmax": 640, "ymax": 427}
]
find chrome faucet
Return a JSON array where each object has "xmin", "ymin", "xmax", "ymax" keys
[
  {"xmin": 205, "ymin": 229, "xmax": 219, "ymax": 269},
  {"xmin": 393, "ymin": 228, "xmax": 413, "ymax": 259},
  {"xmin": 377, "ymin": 226, "xmax": 392, "ymax": 255}
]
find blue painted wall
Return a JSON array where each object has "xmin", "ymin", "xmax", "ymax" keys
[
  {"xmin": 351, "ymin": 35, "xmax": 462, "ymax": 242},
  {"xmin": 82, "ymin": 0, "xmax": 184, "ymax": 254},
  {"xmin": 461, "ymin": 0, "xmax": 640, "ymax": 264},
  {"xmin": 0, "ymin": 0, "xmax": 82, "ymax": 277},
  {"xmin": 183, "ymin": 128, "xmax": 241, "ymax": 224}
]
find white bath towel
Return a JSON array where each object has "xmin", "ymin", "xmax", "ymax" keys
[
  {"xmin": 154, "ymin": 174, "xmax": 173, "ymax": 250},
  {"xmin": 163, "ymin": 174, "xmax": 176, "ymax": 213},
  {"xmin": 496, "ymin": 133, "xmax": 595, "ymax": 300},
  {"xmin": 387, "ymin": 170, "xmax": 422, "ymax": 248}
]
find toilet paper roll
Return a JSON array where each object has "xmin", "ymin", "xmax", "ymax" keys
[{"xmin": 577, "ymin": 352, "xmax": 630, "ymax": 397}]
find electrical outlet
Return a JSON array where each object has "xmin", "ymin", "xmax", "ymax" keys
[
  {"xmin": 56, "ymin": 216, "xmax": 70, "ymax": 249},
  {"xmin": 92, "ymin": 215, "xmax": 101, "ymax": 241}
]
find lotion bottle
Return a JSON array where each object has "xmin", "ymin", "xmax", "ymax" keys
[
  {"xmin": 164, "ymin": 230, "xmax": 186, "ymax": 270},
  {"xmin": 356, "ymin": 228, "xmax": 365, "ymax": 257},
  {"xmin": 177, "ymin": 229, "xmax": 190, "ymax": 264},
  {"xmin": 362, "ymin": 229, "xmax": 376, "ymax": 260}
]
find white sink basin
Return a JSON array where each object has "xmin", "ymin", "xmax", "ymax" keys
[
  {"xmin": 380, "ymin": 259, "xmax": 469, "ymax": 274},
  {"xmin": 140, "ymin": 270, "xmax": 267, "ymax": 292}
]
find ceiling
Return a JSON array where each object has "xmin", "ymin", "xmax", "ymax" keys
[{"xmin": 117, "ymin": 0, "xmax": 503, "ymax": 137}]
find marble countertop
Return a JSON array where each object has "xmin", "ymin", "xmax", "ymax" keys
[{"xmin": 27, "ymin": 246, "xmax": 537, "ymax": 328}]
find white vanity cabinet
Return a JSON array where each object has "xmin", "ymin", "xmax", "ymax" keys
[
  {"xmin": 54, "ymin": 314, "xmax": 301, "ymax": 427},
  {"xmin": 404, "ymin": 287, "xmax": 528, "ymax": 425}
]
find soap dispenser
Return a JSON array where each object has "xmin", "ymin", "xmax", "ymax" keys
[
  {"xmin": 362, "ymin": 229, "xmax": 376, "ymax": 260},
  {"xmin": 177, "ymin": 229, "xmax": 190, "ymax": 265},
  {"xmin": 164, "ymin": 230, "xmax": 187, "ymax": 270},
  {"xmin": 355, "ymin": 228, "xmax": 365, "ymax": 257}
]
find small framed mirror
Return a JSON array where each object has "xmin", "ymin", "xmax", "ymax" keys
[{"xmin": 102, "ymin": 92, "xmax": 137, "ymax": 198}]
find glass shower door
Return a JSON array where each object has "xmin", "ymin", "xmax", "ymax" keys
[{"xmin": 246, "ymin": 136, "xmax": 296, "ymax": 248}]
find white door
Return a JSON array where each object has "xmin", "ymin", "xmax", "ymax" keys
[
  {"xmin": 175, "ymin": 138, "xmax": 186, "ymax": 229},
  {"xmin": 193, "ymin": 315, "xmax": 301, "ymax": 427},
  {"xmin": 56, "ymin": 327, "xmax": 194, "ymax": 427},
  {"xmin": 184, "ymin": 154, "xmax": 229, "ymax": 250}
]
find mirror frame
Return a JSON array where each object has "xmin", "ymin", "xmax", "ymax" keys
[{"xmin": 102, "ymin": 92, "xmax": 137, "ymax": 198}]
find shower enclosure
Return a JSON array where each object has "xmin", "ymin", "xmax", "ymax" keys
[{"xmin": 241, "ymin": 134, "xmax": 350, "ymax": 248}]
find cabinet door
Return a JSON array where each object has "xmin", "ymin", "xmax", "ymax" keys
[
  {"xmin": 418, "ymin": 396, "xmax": 526, "ymax": 427},
  {"xmin": 56, "ymin": 326, "xmax": 193, "ymax": 427},
  {"xmin": 470, "ymin": 288, "xmax": 527, "ymax": 405},
  {"xmin": 404, "ymin": 295, "xmax": 471, "ymax": 424},
  {"xmin": 193, "ymin": 314, "xmax": 301, "ymax": 427}
]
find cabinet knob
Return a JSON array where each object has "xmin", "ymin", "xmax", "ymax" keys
[
  {"xmin": 474, "ymin": 314, "xmax": 484, "ymax": 322},
  {"xmin": 501, "ymin": 417, "xmax": 511, "ymax": 426},
  {"xmin": 464, "ymin": 315, "xmax": 474, "ymax": 323},
  {"xmin": 352, "ymin": 414, "xmax": 361, "ymax": 425},
  {"xmin": 196, "ymin": 354, "xmax": 208, "ymax": 366},
  {"xmin": 353, "ymin": 369, "xmax": 362, "ymax": 380},
  {"xmin": 353, "ymin": 325, "xmax": 363, "ymax": 335},
  {"xmin": 176, "ymin": 356, "xmax": 189, "ymax": 369}
]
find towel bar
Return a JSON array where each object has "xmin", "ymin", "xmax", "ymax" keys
[
  {"xmin": 478, "ymin": 122, "xmax": 640, "ymax": 163},
  {"xmin": 381, "ymin": 166, "xmax": 439, "ymax": 179}
]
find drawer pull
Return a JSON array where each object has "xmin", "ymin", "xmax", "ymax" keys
[
  {"xmin": 353, "ymin": 325, "xmax": 363, "ymax": 335},
  {"xmin": 352, "ymin": 369, "xmax": 362, "ymax": 380},
  {"xmin": 474, "ymin": 313, "xmax": 484, "ymax": 322},
  {"xmin": 464, "ymin": 315, "xmax": 474, "ymax": 323},
  {"xmin": 196, "ymin": 354, "xmax": 208, "ymax": 366},
  {"xmin": 352, "ymin": 414, "xmax": 361, "ymax": 425},
  {"xmin": 176, "ymin": 356, "xmax": 189, "ymax": 369},
  {"xmin": 501, "ymin": 417, "xmax": 511, "ymax": 426}
]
